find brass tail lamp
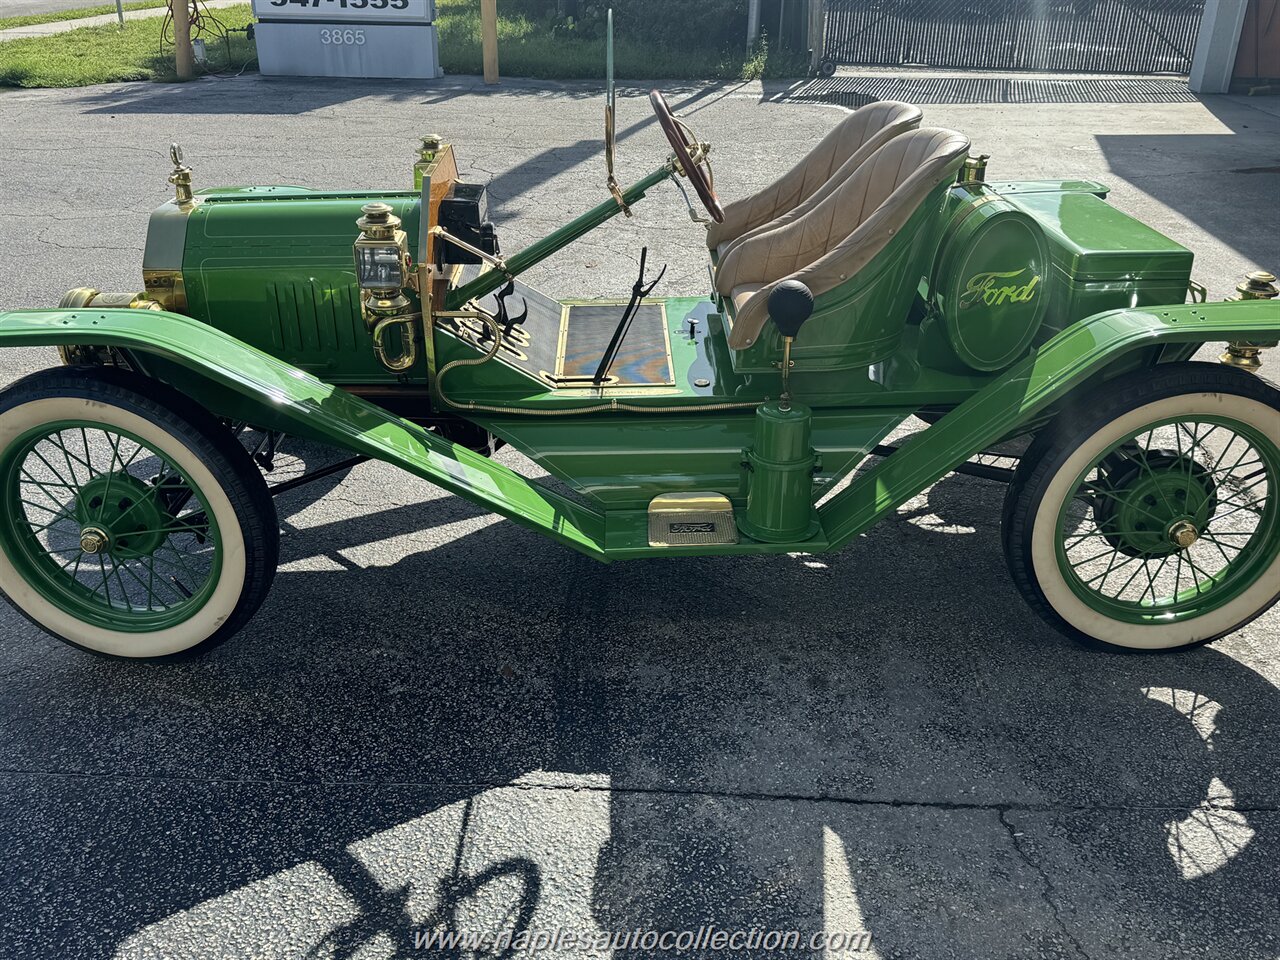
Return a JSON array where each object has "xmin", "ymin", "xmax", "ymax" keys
[
  {"xmin": 1221, "ymin": 271, "xmax": 1279, "ymax": 372},
  {"xmin": 354, "ymin": 202, "xmax": 419, "ymax": 373}
]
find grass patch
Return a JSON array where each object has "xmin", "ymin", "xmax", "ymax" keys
[
  {"xmin": 0, "ymin": 5, "xmax": 255, "ymax": 87},
  {"xmin": 0, "ymin": 0, "xmax": 806, "ymax": 88},
  {"xmin": 435, "ymin": 0, "xmax": 808, "ymax": 81},
  {"xmin": 0, "ymin": 1, "xmax": 168, "ymax": 31}
]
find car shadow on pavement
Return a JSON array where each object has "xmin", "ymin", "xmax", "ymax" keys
[{"xmin": 2, "ymin": 469, "xmax": 1278, "ymax": 959}]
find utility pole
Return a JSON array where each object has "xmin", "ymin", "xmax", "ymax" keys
[
  {"xmin": 115, "ymin": 0, "xmax": 125, "ymax": 28},
  {"xmin": 482, "ymin": 0, "xmax": 499, "ymax": 84},
  {"xmin": 172, "ymin": 0, "xmax": 194, "ymax": 79},
  {"xmin": 808, "ymin": 0, "xmax": 824, "ymax": 73},
  {"xmin": 747, "ymin": 0, "xmax": 762, "ymax": 45}
]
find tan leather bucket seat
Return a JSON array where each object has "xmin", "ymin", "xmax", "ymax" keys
[
  {"xmin": 717, "ymin": 128, "xmax": 971, "ymax": 351},
  {"xmin": 706, "ymin": 100, "xmax": 923, "ymax": 258}
]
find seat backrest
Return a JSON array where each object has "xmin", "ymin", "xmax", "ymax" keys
[
  {"xmin": 719, "ymin": 128, "xmax": 971, "ymax": 350},
  {"xmin": 705, "ymin": 100, "xmax": 923, "ymax": 252}
]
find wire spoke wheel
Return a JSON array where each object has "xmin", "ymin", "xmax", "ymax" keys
[
  {"xmin": 1003, "ymin": 364, "xmax": 1280, "ymax": 652},
  {"xmin": 1057, "ymin": 417, "xmax": 1276, "ymax": 624},
  {"xmin": 0, "ymin": 421, "xmax": 222, "ymax": 632},
  {"xmin": 0, "ymin": 368, "xmax": 278, "ymax": 659}
]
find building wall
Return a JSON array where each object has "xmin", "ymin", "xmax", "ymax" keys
[{"xmin": 1234, "ymin": 0, "xmax": 1280, "ymax": 80}]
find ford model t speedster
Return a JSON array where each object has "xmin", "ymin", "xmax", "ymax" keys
[{"xmin": 0, "ymin": 61, "xmax": 1277, "ymax": 659}]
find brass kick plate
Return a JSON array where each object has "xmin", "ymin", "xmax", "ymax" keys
[{"xmin": 648, "ymin": 492, "xmax": 738, "ymax": 547}]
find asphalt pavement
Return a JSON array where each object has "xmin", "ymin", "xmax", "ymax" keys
[{"xmin": 0, "ymin": 74, "xmax": 1278, "ymax": 960}]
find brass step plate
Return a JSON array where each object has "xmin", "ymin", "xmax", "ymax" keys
[{"xmin": 648, "ymin": 492, "xmax": 739, "ymax": 547}]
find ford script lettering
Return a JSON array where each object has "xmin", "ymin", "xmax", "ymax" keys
[
  {"xmin": 960, "ymin": 269, "xmax": 1041, "ymax": 309},
  {"xmin": 671, "ymin": 522, "xmax": 716, "ymax": 534}
]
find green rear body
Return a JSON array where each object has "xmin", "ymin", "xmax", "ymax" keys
[{"xmin": 151, "ymin": 176, "xmax": 1200, "ymax": 511}]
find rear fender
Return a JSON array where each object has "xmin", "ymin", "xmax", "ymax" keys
[
  {"xmin": 819, "ymin": 300, "xmax": 1280, "ymax": 548},
  {"xmin": 0, "ymin": 308, "xmax": 608, "ymax": 560}
]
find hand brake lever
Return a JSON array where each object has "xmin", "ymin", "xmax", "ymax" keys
[{"xmin": 593, "ymin": 247, "xmax": 667, "ymax": 385}]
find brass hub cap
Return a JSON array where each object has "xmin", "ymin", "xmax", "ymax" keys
[
  {"xmin": 79, "ymin": 525, "xmax": 111, "ymax": 555},
  {"xmin": 1167, "ymin": 520, "xmax": 1200, "ymax": 550}
]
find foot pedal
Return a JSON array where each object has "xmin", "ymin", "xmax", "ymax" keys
[{"xmin": 647, "ymin": 493, "xmax": 739, "ymax": 547}]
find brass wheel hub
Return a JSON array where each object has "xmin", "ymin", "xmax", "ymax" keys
[
  {"xmin": 79, "ymin": 525, "xmax": 111, "ymax": 555},
  {"xmin": 1167, "ymin": 519, "xmax": 1200, "ymax": 550}
]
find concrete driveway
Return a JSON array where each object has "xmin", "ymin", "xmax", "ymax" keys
[{"xmin": 0, "ymin": 75, "xmax": 1278, "ymax": 960}]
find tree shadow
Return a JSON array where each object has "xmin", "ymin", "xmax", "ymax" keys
[{"xmin": 65, "ymin": 73, "xmax": 726, "ymax": 228}]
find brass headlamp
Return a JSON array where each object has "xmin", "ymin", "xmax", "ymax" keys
[{"xmin": 354, "ymin": 202, "xmax": 418, "ymax": 372}]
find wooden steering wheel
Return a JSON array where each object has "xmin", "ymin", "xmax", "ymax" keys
[{"xmin": 649, "ymin": 90, "xmax": 724, "ymax": 224}]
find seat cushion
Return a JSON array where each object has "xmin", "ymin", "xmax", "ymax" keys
[
  {"xmin": 706, "ymin": 101, "xmax": 923, "ymax": 252},
  {"xmin": 718, "ymin": 128, "xmax": 971, "ymax": 350},
  {"xmin": 730, "ymin": 283, "xmax": 765, "ymax": 317}
]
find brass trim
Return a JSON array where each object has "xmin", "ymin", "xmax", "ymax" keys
[
  {"xmin": 79, "ymin": 526, "xmax": 111, "ymax": 555},
  {"xmin": 421, "ymin": 261, "xmax": 440, "ymax": 388},
  {"xmin": 430, "ymin": 225, "xmax": 508, "ymax": 272},
  {"xmin": 1230, "ymin": 270, "xmax": 1279, "ymax": 302},
  {"xmin": 142, "ymin": 270, "xmax": 187, "ymax": 311},
  {"xmin": 650, "ymin": 492, "xmax": 735, "ymax": 514},
  {"xmin": 436, "ymin": 306, "xmax": 758, "ymax": 416},
  {"xmin": 437, "ymin": 297, "xmax": 683, "ymax": 396},
  {"xmin": 59, "ymin": 285, "xmax": 159, "ymax": 311},
  {"xmin": 371, "ymin": 315, "xmax": 420, "ymax": 373},
  {"xmin": 553, "ymin": 299, "xmax": 675, "ymax": 389},
  {"xmin": 957, "ymin": 153, "xmax": 991, "ymax": 186},
  {"xmin": 605, "ymin": 101, "xmax": 631, "ymax": 217},
  {"xmin": 59, "ymin": 288, "xmax": 101, "ymax": 310},
  {"xmin": 554, "ymin": 303, "xmax": 571, "ymax": 379},
  {"xmin": 1220, "ymin": 343, "xmax": 1264, "ymax": 371},
  {"xmin": 1168, "ymin": 519, "xmax": 1200, "ymax": 549},
  {"xmin": 1220, "ymin": 271, "xmax": 1278, "ymax": 373},
  {"xmin": 647, "ymin": 492, "xmax": 738, "ymax": 547},
  {"xmin": 168, "ymin": 143, "xmax": 195, "ymax": 209},
  {"xmin": 56, "ymin": 288, "xmax": 163, "ymax": 364}
]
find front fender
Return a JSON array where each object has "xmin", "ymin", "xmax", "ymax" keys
[
  {"xmin": 819, "ymin": 300, "xmax": 1280, "ymax": 548},
  {"xmin": 0, "ymin": 307, "xmax": 608, "ymax": 560}
]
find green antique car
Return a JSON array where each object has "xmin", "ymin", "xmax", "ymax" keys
[{"xmin": 0, "ymin": 63, "xmax": 1277, "ymax": 659}]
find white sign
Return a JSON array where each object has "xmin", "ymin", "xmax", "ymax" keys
[
  {"xmin": 254, "ymin": 20, "xmax": 442, "ymax": 77},
  {"xmin": 251, "ymin": 0, "xmax": 435, "ymax": 24}
]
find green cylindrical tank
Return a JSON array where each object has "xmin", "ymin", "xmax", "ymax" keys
[
  {"xmin": 739, "ymin": 400, "xmax": 820, "ymax": 543},
  {"xmin": 925, "ymin": 194, "xmax": 1051, "ymax": 373}
]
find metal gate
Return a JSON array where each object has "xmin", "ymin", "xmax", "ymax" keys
[{"xmin": 822, "ymin": 0, "xmax": 1207, "ymax": 75}]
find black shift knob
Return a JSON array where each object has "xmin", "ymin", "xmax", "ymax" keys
[{"xmin": 768, "ymin": 280, "xmax": 814, "ymax": 339}]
